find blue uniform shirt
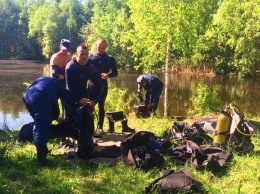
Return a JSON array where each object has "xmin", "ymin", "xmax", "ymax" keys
[{"xmin": 24, "ymin": 76, "xmax": 76, "ymax": 119}]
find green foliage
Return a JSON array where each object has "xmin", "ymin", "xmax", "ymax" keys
[
  {"xmin": 28, "ymin": 0, "xmax": 87, "ymax": 58},
  {"xmin": 80, "ymin": 0, "xmax": 135, "ymax": 67},
  {"xmin": 104, "ymin": 80, "xmax": 131, "ymax": 112},
  {"xmin": 0, "ymin": 0, "xmax": 259, "ymax": 75},
  {"xmin": 0, "ymin": 141, "xmax": 9, "ymax": 162},
  {"xmin": 201, "ymin": 0, "xmax": 260, "ymax": 76},
  {"xmin": 0, "ymin": 118, "xmax": 16, "ymax": 162},
  {"xmin": 190, "ymin": 81, "xmax": 221, "ymax": 115},
  {"xmin": 0, "ymin": 127, "xmax": 12, "ymax": 142},
  {"xmin": 0, "ymin": 0, "xmax": 39, "ymax": 59},
  {"xmin": 126, "ymin": 0, "xmax": 169, "ymax": 71},
  {"xmin": 0, "ymin": 114, "xmax": 10, "ymax": 133}
]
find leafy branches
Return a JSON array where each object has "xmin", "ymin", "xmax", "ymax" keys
[
  {"xmin": 0, "ymin": 0, "xmax": 259, "ymax": 75},
  {"xmin": 190, "ymin": 81, "xmax": 221, "ymax": 115},
  {"xmin": 104, "ymin": 81, "xmax": 131, "ymax": 112},
  {"xmin": 202, "ymin": 0, "xmax": 260, "ymax": 76}
]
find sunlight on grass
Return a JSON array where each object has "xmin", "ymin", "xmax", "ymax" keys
[{"xmin": 0, "ymin": 95, "xmax": 259, "ymax": 193}]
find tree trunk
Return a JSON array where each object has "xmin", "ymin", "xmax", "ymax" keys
[{"xmin": 164, "ymin": 0, "xmax": 172, "ymax": 117}]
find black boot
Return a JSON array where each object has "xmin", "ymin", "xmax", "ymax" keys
[
  {"xmin": 37, "ymin": 152, "xmax": 49, "ymax": 167},
  {"xmin": 107, "ymin": 120, "xmax": 115, "ymax": 133},
  {"xmin": 121, "ymin": 120, "xmax": 135, "ymax": 133}
]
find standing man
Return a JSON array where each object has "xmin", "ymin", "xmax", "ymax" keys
[
  {"xmin": 65, "ymin": 44, "xmax": 102, "ymax": 135},
  {"xmin": 88, "ymin": 38, "xmax": 118, "ymax": 133},
  {"xmin": 23, "ymin": 77, "xmax": 76, "ymax": 166},
  {"xmin": 50, "ymin": 39, "xmax": 72, "ymax": 146},
  {"xmin": 50, "ymin": 39, "xmax": 72, "ymax": 86},
  {"xmin": 136, "ymin": 74, "xmax": 164, "ymax": 115},
  {"xmin": 65, "ymin": 44, "xmax": 102, "ymax": 159}
]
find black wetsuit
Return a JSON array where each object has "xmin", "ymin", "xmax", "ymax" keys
[
  {"xmin": 88, "ymin": 52, "xmax": 118, "ymax": 130},
  {"xmin": 65, "ymin": 58, "xmax": 102, "ymax": 104}
]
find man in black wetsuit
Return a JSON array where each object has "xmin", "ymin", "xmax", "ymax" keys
[
  {"xmin": 88, "ymin": 38, "xmax": 118, "ymax": 133},
  {"xmin": 65, "ymin": 44, "xmax": 102, "ymax": 159},
  {"xmin": 66, "ymin": 44, "xmax": 102, "ymax": 112}
]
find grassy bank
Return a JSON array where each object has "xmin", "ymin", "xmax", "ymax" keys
[{"xmin": 0, "ymin": 116, "xmax": 259, "ymax": 194}]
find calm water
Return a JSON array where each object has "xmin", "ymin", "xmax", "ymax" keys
[{"xmin": 0, "ymin": 60, "xmax": 259, "ymax": 129}]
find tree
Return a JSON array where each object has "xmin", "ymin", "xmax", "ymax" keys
[
  {"xmin": 126, "ymin": 0, "xmax": 170, "ymax": 71},
  {"xmin": 80, "ymin": 0, "xmax": 134, "ymax": 67},
  {"xmin": 28, "ymin": 0, "xmax": 87, "ymax": 58},
  {"xmin": 200, "ymin": 0, "xmax": 260, "ymax": 76},
  {"xmin": 0, "ymin": 0, "xmax": 24, "ymax": 59}
]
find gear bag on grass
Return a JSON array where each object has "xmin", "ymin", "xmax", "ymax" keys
[
  {"xmin": 18, "ymin": 120, "xmax": 77, "ymax": 142},
  {"xmin": 127, "ymin": 146, "xmax": 165, "ymax": 169},
  {"xmin": 197, "ymin": 145, "xmax": 233, "ymax": 172},
  {"xmin": 158, "ymin": 140, "xmax": 232, "ymax": 172},
  {"xmin": 18, "ymin": 122, "xmax": 34, "ymax": 142},
  {"xmin": 167, "ymin": 121, "xmax": 213, "ymax": 145},
  {"xmin": 213, "ymin": 104, "xmax": 255, "ymax": 153},
  {"xmin": 145, "ymin": 169, "xmax": 200, "ymax": 193},
  {"xmin": 186, "ymin": 140, "xmax": 233, "ymax": 172},
  {"xmin": 73, "ymin": 104, "xmax": 95, "ymax": 159},
  {"xmin": 227, "ymin": 104, "xmax": 255, "ymax": 153},
  {"xmin": 120, "ymin": 131, "xmax": 169, "ymax": 169}
]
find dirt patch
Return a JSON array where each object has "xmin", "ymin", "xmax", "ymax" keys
[
  {"xmin": 93, "ymin": 134, "xmax": 126, "ymax": 149},
  {"xmin": 188, "ymin": 112, "xmax": 219, "ymax": 122},
  {"xmin": 61, "ymin": 133, "xmax": 128, "ymax": 166}
]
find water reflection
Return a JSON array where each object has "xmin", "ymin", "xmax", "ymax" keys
[
  {"xmin": 0, "ymin": 60, "xmax": 47, "ymax": 129},
  {"xmin": 0, "ymin": 60, "xmax": 259, "ymax": 129}
]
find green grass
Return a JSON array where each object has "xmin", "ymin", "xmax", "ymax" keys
[{"xmin": 0, "ymin": 116, "xmax": 259, "ymax": 194}]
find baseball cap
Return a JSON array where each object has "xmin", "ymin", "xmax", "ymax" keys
[
  {"xmin": 137, "ymin": 75, "xmax": 145, "ymax": 88},
  {"xmin": 60, "ymin": 39, "xmax": 71, "ymax": 50}
]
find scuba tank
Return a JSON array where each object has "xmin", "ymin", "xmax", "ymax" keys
[{"xmin": 213, "ymin": 111, "xmax": 232, "ymax": 146}]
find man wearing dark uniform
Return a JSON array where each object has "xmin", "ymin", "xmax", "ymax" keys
[
  {"xmin": 137, "ymin": 74, "xmax": 164, "ymax": 115},
  {"xmin": 65, "ymin": 44, "xmax": 103, "ymax": 159},
  {"xmin": 23, "ymin": 77, "xmax": 76, "ymax": 166},
  {"xmin": 65, "ymin": 44, "xmax": 102, "ymax": 142},
  {"xmin": 65, "ymin": 44, "xmax": 102, "ymax": 111},
  {"xmin": 88, "ymin": 38, "xmax": 118, "ymax": 133}
]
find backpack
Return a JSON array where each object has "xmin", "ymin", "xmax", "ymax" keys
[
  {"xmin": 187, "ymin": 140, "xmax": 233, "ymax": 172},
  {"xmin": 120, "ymin": 131, "xmax": 168, "ymax": 169},
  {"xmin": 18, "ymin": 122, "xmax": 34, "ymax": 142},
  {"xmin": 73, "ymin": 104, "xmax": 95, "ymax": 159},
  {"xmin": 158, "ymin": 140, "xmax": 232, "ymax": 172},
  {"xmin": 226, "ymin": 104, "xmax": 255, "ymax": 153},
  {"xmin": 145, "ymin": 169, "xmax": 200, "ymax": 193},
  {"xmin": 18, "ymin": 119, "xmax": 78, "ymax": 143},
  {"xmin": 53, "ymin": 104, "xmax": 95, "ymax": 159}
]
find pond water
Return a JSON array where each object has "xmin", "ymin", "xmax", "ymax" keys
[{"xmin": 0, "ymin": 60, "xmax": 259, "ymax": 129}]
